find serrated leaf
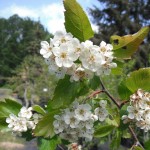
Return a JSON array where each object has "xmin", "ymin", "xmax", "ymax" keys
[
  {"xmin": 48, "ymin": 76, "xmax": 89, "ymax": 110},
  {"xmin": 63, "ymin": 0, "xmax": 94, "ymax": 41},
  {"xmin": 126, "ymin": 68, "xmax": 150, "ymax": 93},
  {"xmin": 94, "ymin": 125, "xmax": 115, "ymax": 137},
  {"xmin": 32, "ymin": 105, "xmax": 46, "ymax": 115},
  {"xmin": 38, "ymin": 136, "xmax": 61, "ymax": 150},
  {"xmin": 118, "ymin": 81, "xmax": 132, "ymax": 100},
  {"xmin": 34, "ymin": 109, "xmax": 59, "ymax": 138},
  {"xmin": 110, "ymin": 130, "xmax": 121, "ymax": 150},
  {"xmin": 111, "ymin": 26, "xmax": 149, "ymax": 59}
]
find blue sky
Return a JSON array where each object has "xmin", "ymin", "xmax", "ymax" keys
[{"xmin": 0, "ymin": 0, "xmax": 100, "ymax": 33}]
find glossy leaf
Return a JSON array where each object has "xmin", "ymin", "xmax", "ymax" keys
[
  {"xmin": 63, "ymin": 0, "xmax": 94, "ymax": 41},
  {"xmin": 126, "ymin": 68, "xmax": 150, "ymax": 93},
  {"xmin": 111, "ymin": 26, "xmax": 149, "ymax": 59},
  {"xmin": 32, "ymin": 105, "xmax": 46, "ymax": 115},
  {"xmin": 34, "ymin": 109, "xmax": 59, "ymax": 137},
  {"xmin": 94, "ymin": 125, "xmax": 115, "ymax": 137},
  {"xmin": 48, "ymin": 76, "xmax": 89, "ymax": 110}
]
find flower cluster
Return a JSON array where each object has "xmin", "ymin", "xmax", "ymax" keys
[
  {"xmin": 6, "ymin": 107, "xmax": 41, "ymax": 134},
  {"xmin": 40, "ymin": 31, "xmax": 117, "ymax": 81},
  {"xmin": 122, "ymin": 89, "xmax": 150, "ymax": 132},
  {"xmin": 53, "ymin": 100, "xmax": 108, "ymax": 142}
]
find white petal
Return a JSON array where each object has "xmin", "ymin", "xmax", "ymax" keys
[
  {"xmin": 55, "ymin": 57, "xmax": 63, "ymax": 67},
  {"xmin": 63, "ymin": 59, "xmax": 73, "ymax": 68}
]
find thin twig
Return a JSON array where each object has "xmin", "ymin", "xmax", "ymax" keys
[
  {"xmin": 58, "ymin": 144, "xmax": 65, "ymax": 150},
  {"xmin": 128, "ymin": 126, "xmax": 144, "ymax": 149},
  {"xmin": 99, "ymin": 78, "xmax": 144, "ymax": 149},
  {"xmin": 120, "ymin": 100, "xmax": 129, "ymax": 108},
  {"xmin": 99, "ymin": 78, "xmax": 120, "ymax": 108}
]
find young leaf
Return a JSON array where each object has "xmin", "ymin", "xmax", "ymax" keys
[
  {"xmin": 34, "ymin": 109, "xmax": 59, "ymax": 138},
  {"xmin": 88, "ymin": 75, "xmax": 100, "ymax": 90},
  {"xmin": 94, "ymin": 125, "xmax": 115, "ymax": 138},
  {"xmin": 38, "ymin": 136, "xmax": 61, "ymax": 150},
  {"xmin": 63, "ymin": 0, "xmax": 94, "ymax": 41},
  {"xmin": 118, "ymin": 81, "xmax": 132, "ymax": 100},
  {"xmin": 125, "ymin": 68, "xmax": 150, "ymax": 93},
  {"xmin": 32, "ymin": 105, "xmax": 46, "ymax": 115},
  {"xmin": 111, "ymin": 26, "xmax": 149, "ymax": 59},
  {"xmin": 48, "ymin": 76, "xmax": 89, "ymax": 110}
]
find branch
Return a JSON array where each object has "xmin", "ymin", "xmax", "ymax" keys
[
  {"xmin": 128, "ymin": 126, "xmax": 144, "ymax": 149},
  {"xmin": 99, "ymin": 78, "xmax": 144, "ymax": 149},
  {"xmin": 99, "ymin": 78, "xmax": 120, "ymax": 108}
]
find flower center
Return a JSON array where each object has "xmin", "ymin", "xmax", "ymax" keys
[{"xmin": 61, "ymin": 52, "xmax": 67, "ymax": 59}]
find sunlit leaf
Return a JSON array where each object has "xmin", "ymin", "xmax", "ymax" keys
[
  {"xmin": 111, "ymin": 26, "xmax": 149, "ymax": 59},
  {"xmin": 125, "ymin": 68, "xmax": 150, "ymax": 92},
  {"xmin": 63, "ymin": 0, "xmax": 94, "ymax": 41}
]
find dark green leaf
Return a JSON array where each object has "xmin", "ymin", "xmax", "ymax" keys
[
  {"xmin": 63, "ymin": 0, "xmax": 94, "ymax": 41},
  {"xmin": 34, "ymin": 109, "xmax": 59, "ymax": 138},
  {"xmin": 48, "ymin": 76, "xmax": 89, "ymax": 110},
  {"xmin": 22, "ymin": 130, "xmax": 34, "ymax": 141},
  {"xmin": 111, "ymin": 26, "xmax": 149, "ymax": 59},
  {"xmin": 118, "ymin": 81, "xmax": 132, "ymax": 100},
  {"xmin": 94, "ymin": 125, "xmax": 115, "ymax": 137},
  {"xmin": 126, "ymin": 68, "xmax": 150, "ymax": 93},
  {"xmin": 32, "ymin": 105, "xmax": 46, "ymax": 115}
]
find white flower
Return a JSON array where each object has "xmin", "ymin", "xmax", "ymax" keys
[
  {"xmin": 53, "ymin": 43, "xmax": 77, "ymax": 68},
  {"xmin": 80, "ymin": 46, "xmax": 104, "ymax": 72},
  {"xmin": 94, "ymin": 107, "xmax": 108, "ymax": 121},
  {"xmin": 70, "ymin": 65, "xmax": 93, "ymax": 82},
  {"xmin": 40, "ymin": 40, "xmax": 54, "ymax": 58},
  {"xmin": 6, "ymin": 114, "xmax": 18, "ymax": 128},
  {"xmin": 99, "ymin": 41, "xmax": 113, "ymax": 53},
  {"xmin": 53, "ymin": 31, "xmax": 73, "ymax": 46},
  {"xmin": 18, "ymin": 107, "xmax": 33, "ymax": 119},
  {"xmin": 75, "ymin": 104, "xmax": 92, "ymax": 121},
  {"xmin": 64, "ymin": 112, "xmax": 79, "ymax": 128},
  {"xmin": 99, "ymin": 100, "xmax": 107, "ymax": 108}
]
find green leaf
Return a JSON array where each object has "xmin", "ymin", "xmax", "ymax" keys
[
  {"xmin": 94, "ymin": 125, "xmax": 115, "ymax": 138},
  {"xmin": 34, "ymin": 109, "xmax": 59, "ymax": 138},
  {"xmin": 32, "ymin": 105, "xmax": 46, "ymax": 115},
  {"xmin": 126, "ymin": 68, "xmax": 150, "ymax": 93},
  {"xmin": 88, "ymin": 75, "xmax": 100, "ymax": 90},
  {"xmin": 144, "ymin": 140, "xmax": 150, "ymax": 150},
  {"xmin": 48, "ymin": 76, "xmax": 89, "ymax": 110},
  {"xmin": 107, "ymin": 108, "xmax": 120, "ymax": 127},
  {"xmin": 111, "ymin": 59, "xmax": 124, "ymax": 75},
  {"xmin": 0, "ymin": 99, "xmax": 22, "ymax": 131},
  {"xmin": 38, "ymin": 136, "xmax": 61, "ymax": 150},
  {"xmin": 111, "ymin": 26, "xmax": 149, "ymax": 59},
  {"xmin": 118, "ymin": 81, "xmax": 132, "ymax": 100},
  {"xmin": 21, "ymin": 130, "xmax": 34, "ymax": 141},
  {"xmin": 110, "ymin": 130, "xmax": 121, "ymax": 150},
  {"xmin": 63, "ymin": 0, "xmax": 94, "ymax": 41},
  {"xmin": 132, "ymin": 146, "xmax": 143, "ymax": 150},
  {"xmin": 0, "ymin": 99, "xmax": 22, "ymax": 118}
]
